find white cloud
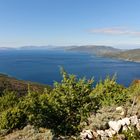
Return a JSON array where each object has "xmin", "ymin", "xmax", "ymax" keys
[{"xmin": 89, "ymin": 27, "xmax": 140, "ymax": 36}]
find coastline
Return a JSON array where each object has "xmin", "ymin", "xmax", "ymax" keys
[{"xmin": 102, "ymin": 56, "xmax": 140, "ymax": 63}]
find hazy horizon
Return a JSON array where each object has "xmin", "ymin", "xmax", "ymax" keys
[
  {"xmin": 1, "ymin": 44, "xmax": 140, "ymax": 50},
  {"xmin": 0, "ymin": 0, "xmax": 140, "ymax": 49}
]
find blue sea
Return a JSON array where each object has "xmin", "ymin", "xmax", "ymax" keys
[{"xmin": 0, "ymin": 50, "xmax": 140, "ymax": 87}]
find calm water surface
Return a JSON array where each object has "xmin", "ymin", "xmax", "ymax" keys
[{"xmin": 0, "ymin": 50, "xmax": 140, "ymax": 87}]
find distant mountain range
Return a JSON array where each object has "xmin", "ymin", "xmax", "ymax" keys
[
  {"xmin": 0, "ymin": 47, "xmax": 15, "ymax": 51},
  {"xmin": 0, "ymin": 46, "xmax": 54, "ymax": 51},
  {"xmin": 0, "ymin": 45, "xmax": 140, "ymax": 62},
  {"xmin": 20, "ymin": 45, "xmax": 55, "ymax": 50},
  {"xmin": 65, "ymin": 45, "xmax": 121, "ymax": 55}
]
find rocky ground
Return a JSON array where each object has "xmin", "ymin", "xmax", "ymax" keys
[
  {"xmin": 0, "ymin": 125, "xmax": 53, "ymax": 140},
  {"xmin": 80, "ymin": 105, "xmax": 140, "ymax": 140}
]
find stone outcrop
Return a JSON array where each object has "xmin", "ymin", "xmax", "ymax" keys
[{"xmin": 80, "ymin": 115, "xmax": 140, "ymax": 140}]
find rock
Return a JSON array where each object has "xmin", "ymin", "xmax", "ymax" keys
[
  {"xmin": 97, "ymin": 130, "xmax": 108, "ymax": 137},
  {"xmin": 116, "ymin": 106, "xmax": 125, "ymax": 116},
  {"xmin": 130, "ymin": 115, "xmax": 138, "ymax": 126},
  {"xmin": 105, "ymin": 129, "xmax": 116, "ymax": 137},
  {"xmin": 101, "ymin": 137, "xmax": 109, "ymax": 140},
  {"xmin": 108, "ymin": 121, "xmax": 122, "ymax": 133},
  {"xmin": 81, "ymin": 115, "xmax": 140, "ymax": 140},
  {"xmin": 116, "ymin": 134, "xmax": 126, "ymax": 140},
  {"xmin": 118, "ymin": 117, "xmax": 130, "ymax": 126},
  {"xmin": 97, "ymin": 130, "xmax": 103, "ymax": 136},
  {"xmin": 136, "ymin": 122, "xmax": 140, "ymax": 132},
  {"xmin": 122, "ymin": 125, "xmax": 128, "ymax": 131},
  {"xmin": 80, "ymin": 130, "xmax": 93, "ymax": 140},
  {"xmin": 92, "ymin": 131, "xmax": 98, "ymax": 138},
  {"xmin": 116, "ymin": 107, "xmax": 123, "ymax": 111}
]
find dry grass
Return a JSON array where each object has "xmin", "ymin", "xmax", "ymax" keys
[{"xmin": 0, "ymin": 125, "xmax": 53, "ymax": 140}]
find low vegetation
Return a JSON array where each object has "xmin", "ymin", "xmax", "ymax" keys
[
  {"xmin": 0, "ymin": 69, "xmax": 140, "ymax": 139},
  {"xmin": 0, "ymin": 74, "xmax": 50, "ymax": 96}
]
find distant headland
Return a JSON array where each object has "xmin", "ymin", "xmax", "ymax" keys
[{"xmin": 0, "ymin": 45, "xmax": 140, "ymax": 62}]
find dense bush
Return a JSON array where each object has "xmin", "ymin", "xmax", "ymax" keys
[
  {"xmin": 19, "ymin": 91, "xmax": 44, "ymax": 127},
  {"xmin": 45, "ymin": 69, "xmax": 99, "ymax": 135},
  {"xmin": 0, "ymin": 107, "xmax": 26, "ymax": 130},
  {"xmin": 0, "ymin": 91, "xmax": 19, "ymax": 112},
  {"xmin": 90, "ymin": 76, "xmax": 128, "ymax": 106},
  {"xmin": 18, "ymin": 90, "xmax": 53, "ymax": 128}
]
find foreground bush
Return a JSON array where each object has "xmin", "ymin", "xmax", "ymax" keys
[
  {"xmin": 45, "ymin": 69, "xmax": 99, "ymax": 135},
  {"xmin": 0, "ymin": 107, "xmax": 26, "ymax": 130},
  {"xmin": 90, "ymin": 76, "xmax": 128, "ymax": 106},
  {"xmin": 0, "ymin": 91, "xmax": 19, "ymax": 112}
]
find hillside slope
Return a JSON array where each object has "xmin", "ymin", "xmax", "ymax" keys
[
  {"xmin": 0, "ymin": 74, "xmax": 50, "ymax": 96},
  {"xmin": 66, "ymin": 45, "xmax": 140, "ymax": 62},
  {"xmin": 104, "ymin": 49, "xmax": 140, "ymax": 62},
  {"xmin": 66, "ymin": 45, "xmax": 121, "ymax": 55}
]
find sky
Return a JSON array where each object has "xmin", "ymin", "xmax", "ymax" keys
[{"xmin": 0, "ymin": 0, "xmax": 140, "ymax": 49}]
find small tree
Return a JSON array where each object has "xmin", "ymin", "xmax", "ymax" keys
[{"xmin": 47, "ymin": 68, "xmax": 99, "ymax": 135}]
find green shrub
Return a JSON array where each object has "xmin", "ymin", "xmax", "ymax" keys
[
  {"xmin": 0, "ymin": 91, "xmax": 19, "ymax": 112},
  {"xmin": 128, "ymin": 83, "xmax": 140, "ymax": 102},
  {"xmin": 0, "ymin": 107, "xmax": 27, "ymax": 130},
  {"xmin": 18, "ymin": 91, "xmax": 45, "ymax": 127},
  {"xmin": 90, "ymin": 76, "xmax": 128, "ymax": 106},
  {"xmin": 17, "ymin": 88, "xmax": 54, "ymax": 129},
  {"xmin": 46, "ymin": 68, "xmax": 99, "ymax": 135}
]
